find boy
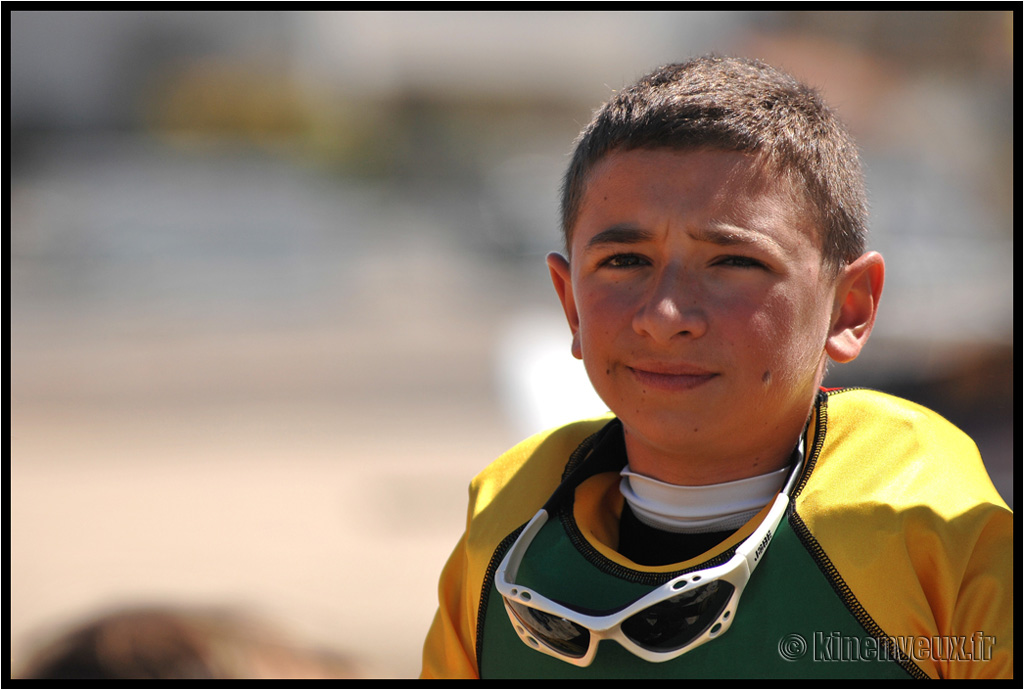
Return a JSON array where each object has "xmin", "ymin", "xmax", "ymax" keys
[{"xmin": 421, "ymin": 55, "xmax": 1012, "ymax": 679}]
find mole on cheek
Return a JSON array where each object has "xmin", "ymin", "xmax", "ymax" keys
[{"xmin": 762, "ymin": 370, "xmax": 772, "ymax": 385}]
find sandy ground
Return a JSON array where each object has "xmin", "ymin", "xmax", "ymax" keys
[
  {"xmin": 11, "ymin": 398, "xmax": 502, "ymax": 679},
  {"xmin": 11, "ymin": 363, "xmax": 513, "ymax": 678}
]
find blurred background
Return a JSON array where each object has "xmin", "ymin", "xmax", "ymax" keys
[{"xmin": 9, "ymin": 10, "xmax": 1015, "ymax": 679}]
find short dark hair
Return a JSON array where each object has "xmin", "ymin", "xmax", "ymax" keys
[{"xmin": 560, "ymin": 55, "xmax": 868, "ymax": 274}]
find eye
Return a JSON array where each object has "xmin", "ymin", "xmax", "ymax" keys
[
  {"xmin": 599, "ymin": 253, "xmax": 649, "ymax": 269},
  {"xmin": 716, "ymin": 255, "xmax": 765, "ymax": 269}
]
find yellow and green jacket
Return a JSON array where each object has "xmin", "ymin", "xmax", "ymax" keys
[{"xmin": 421, "ymin": 388, "xmax": 1013, "ymax": 679}]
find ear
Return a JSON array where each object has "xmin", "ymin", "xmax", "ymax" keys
[
  {"xmin": 825, "ymin": 251, "xmax": 885, "ymax": 364},
  {"xmin": 546, "ymin": 252, "xmax": 583, "ymax": 360}
]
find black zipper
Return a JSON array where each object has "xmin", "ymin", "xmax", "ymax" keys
[{"xmin": 475, "ymin": 524, "xmax": 525, "ymax": 671}]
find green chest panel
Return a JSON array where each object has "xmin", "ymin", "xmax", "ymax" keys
[{"xmin": 478, "ymin": 514, "xmax": 915, "ymax": 679}]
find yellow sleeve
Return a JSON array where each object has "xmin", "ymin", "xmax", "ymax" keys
[
  {"xmin": 420, "ymin": 532, "xmax": 479, "ymax": 679},
  {"xmin": 943, "ymin": 502, "xmax": 1013, "ymax": 679},
  {"xmin": 802, "ymin": 390, "xmax": 1013, "ymax": 679},
  {"xmin": 420, "ymin": 417, "xmax": 612, "ymax": 679}
]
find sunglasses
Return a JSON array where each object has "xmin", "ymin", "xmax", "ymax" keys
[{"xmin": 494, "ymin": 453, "xmax": 801, "ymax": 666}]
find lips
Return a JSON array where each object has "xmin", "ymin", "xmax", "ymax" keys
[{"xmin": 627, "ymin": 363, "xmax": 719, "ymax": 391}]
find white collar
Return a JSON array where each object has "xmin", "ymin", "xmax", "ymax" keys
[{"xmin": 619, "ymin": 440, "xmax": 803, "ymax": 534}]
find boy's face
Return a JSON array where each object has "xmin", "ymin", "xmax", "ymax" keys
[{"xmin": 549, "ymin": 148, "xmax": 844, "ymax": 483}]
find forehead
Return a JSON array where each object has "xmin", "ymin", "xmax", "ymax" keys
[{"xmin": 571, "ymin": 148, "xmax": 820, "ymax": 254}]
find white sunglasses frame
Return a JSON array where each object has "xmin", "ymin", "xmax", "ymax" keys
[{"xmin": 495, "ymin": 458, "xmax": 801, "ymax": 666}]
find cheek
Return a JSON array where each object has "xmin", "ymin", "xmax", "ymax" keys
[
  {"xmin": 745, "ymin": 295, "xmax": 830, "ymax": 384},
  {"xmin": 578, "ymin": 289, "xmax": 635, "ymax": 339}
]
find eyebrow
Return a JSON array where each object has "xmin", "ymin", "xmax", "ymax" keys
[
  {"xmin": 584, "ymin": 225, "xmax": 655, "ymax": 250},
  {"xmin": 584, "ymin": 223, "xmax": 782, "ymax": 253},
  {"xmin": 692, "ymin": 224, "xmax": 777, "ymax": 249}
]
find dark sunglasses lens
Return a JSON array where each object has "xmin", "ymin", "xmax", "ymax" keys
[
  {"xmin": 505, "ymin": 599, "xmax": 591, "ymax": 658},
  {"xmin": 621, "ymin": 580, "xmax": 735, "ymax": 652}
]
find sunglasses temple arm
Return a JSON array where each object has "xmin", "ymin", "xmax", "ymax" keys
[
  {"xmin": 733, "ymin": 493, "xmax": 789, "ymax": 563},
  {"xmin": 498, "ymin": 509, "xmax": 550, "ymax": 585},
  {"xmin": 735, "ymin": 448, "xmax": 802, "ymax": 562}
]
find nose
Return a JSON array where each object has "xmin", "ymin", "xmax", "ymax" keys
[{"xmin": 632, "ymin": 265, "xmax": 708, "ymax": 342}]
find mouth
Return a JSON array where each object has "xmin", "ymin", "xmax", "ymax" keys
[{"xmin": 627, "ymin": 364, "xmax": 719, "ymax": 391}]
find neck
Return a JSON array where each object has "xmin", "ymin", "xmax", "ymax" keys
[{"xmin": 622, "ymin": 427, "xmax": 802, "ymax": 486}]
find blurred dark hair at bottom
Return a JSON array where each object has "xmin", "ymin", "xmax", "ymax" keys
[{"xmin": 16, "ymin": 603, "xmax": 365, "ymax": 680}]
